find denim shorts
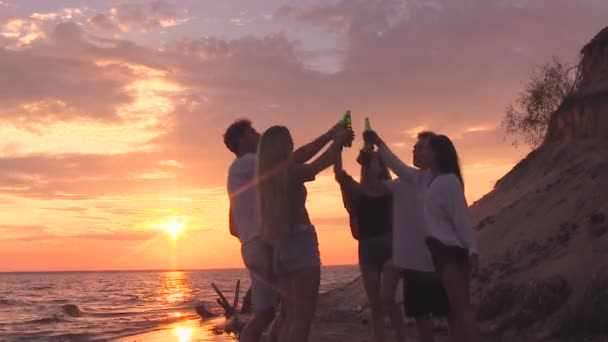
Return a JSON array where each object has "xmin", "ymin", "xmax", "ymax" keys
[
  {"xmin": 358, "ymin": 234, "xmax": 392, "ymax": 271},
  {"xmin": 241, "ymin": 237, "xmax": 279, "ymax": 312},
  {"xmin": 273, "ymin": 225, "xmax": 321, "ymax": 275}
]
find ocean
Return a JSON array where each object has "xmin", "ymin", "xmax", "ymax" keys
[{"xmin": 0, "ymin": 265, "xmax": 359, "ymax": 341}]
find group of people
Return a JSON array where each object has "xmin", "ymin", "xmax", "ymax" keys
[{"xmin": 224, "ymin": 118, "xmax": 480, "ymax": 342}]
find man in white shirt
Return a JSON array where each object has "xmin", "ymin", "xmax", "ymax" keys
[
  {"xmin": 224, "ymin": 119, "xmax": 278, "ymax": 342},
  {"xmin": 376, "ymin": 131, "xmax": 451, "ymax": 342}
]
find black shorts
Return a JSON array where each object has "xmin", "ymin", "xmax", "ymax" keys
[
  {"xmin": 402, "ymin": 270, "xmax": 450, "ymax": 318},
  {"xmin": 358, "ymin": 235, "xmax": 392, "ymax": 271},
  {"xmin": 425, "ymin": 237, "xmax": 469, "ymax": 273}
]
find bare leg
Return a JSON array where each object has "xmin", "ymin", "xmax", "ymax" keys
[
  {"xmin": 446, "ymin": 315, "xmax": 462, "ymax": 342},
  {"xmin": 361, "ymin": 267, "xmax": 385, "ymax": 342},
  {"xmin": 283, "ymin": 266, "xmax": 320, "ymax": 342},
  {"xmin": 440, "ymin": 264, "xmax": 480, "ymax": 342},
  {"xmin": 267, "ymin": 297, "xmax": 286, "ymax": 342},
  {"xmin": 415, "ymin": 317, "xmax": 436, "ymax": 342},
  {"xmin": 240, "ymin": 308, "xmax": 275, "ymax": 342},
  {"xmin": 275, "ymin": 277, "xmax": 290, "ymax": 342},
  {"xmin": 380, "ymin": 262, "xmax": 406, "ymax": 342}
]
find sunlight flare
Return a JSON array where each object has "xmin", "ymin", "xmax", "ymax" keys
[{"xmin": 153, "ymin": 216, "xmax": 190, "ymax": 240}]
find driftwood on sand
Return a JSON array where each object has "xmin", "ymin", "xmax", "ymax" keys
[{"xmin": 194, "ymin": 280, "xmax": 252, "ymax": 337}]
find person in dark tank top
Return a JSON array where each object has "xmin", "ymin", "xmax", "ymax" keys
[{"xmin": 334, "ymin": 149, "xmax": 406, "ymax": 342}]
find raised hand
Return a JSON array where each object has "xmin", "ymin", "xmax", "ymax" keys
[
  {"xmin": 333, "ymin": 126, "xmax": 353, "ymax": 145},
  {"xmin": 356, "ymin": 149, "xmax": 372, "ymax": 166},
  {"xmin": 328, "ymin": 122, "xmax": 342, "ymax": 136},
  {"xmin": 362, "ymin": 130, "xmax": 382, "ymax": 147}
]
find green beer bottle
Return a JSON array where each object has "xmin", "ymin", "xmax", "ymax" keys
[
  {"xmin": 340, "ymin": 110, "xmax": 353, "ymax": 147},
  {"xmin": 362, "ymin": 117, "xmax": 374, "ymax": 152}
]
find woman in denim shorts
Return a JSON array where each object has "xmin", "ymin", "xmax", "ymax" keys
[
  {"xmin": 256, "ymin": 124, "xmax": 351, "ymax": 342},
  {"xmin": 334, "ymin": 149, "xmax": 406, "ymax": 342}
]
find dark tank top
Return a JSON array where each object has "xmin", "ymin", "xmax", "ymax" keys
[{"xmin": 355, "ymin": 194, "xmax": 392, "ymax": 239}]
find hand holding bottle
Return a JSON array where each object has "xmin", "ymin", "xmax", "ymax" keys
[
  {"xmin": 362, "ymin": 117, "xmax": 374, "ymax": 152},
  {"xmin": 339, "ymin": 111, "xmax": 353, "ymax": 147},
  {"xmin": 362, "ymin": 130, "xmax": 383, "ymax": 147},
  {"xmin": 334, "ymin": 126, "xmax": 353, "ymax": 145}
]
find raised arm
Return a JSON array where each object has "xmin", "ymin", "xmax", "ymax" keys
[
  {"xmin": 293, "ymin": 127, "xmax": 351, "ymax": 182},
  {"xmin": 334, "ymin": 148, "xmax": 361, "ymax": 213},
  {"xmin": 293, "ymin": 125, "xmax": 337, "ymax": 164},
  {"xmin": 364, "ymin": 131, "xmax": 419, "ymax": 182}
]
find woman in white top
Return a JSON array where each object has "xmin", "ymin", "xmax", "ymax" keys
[
  {"xmin": 364, "ymin": 131, "xmax": 480, "ymax": 342},
  {"xmin": 422, "ymin": 134, "xmax": 480, "ymax": 342}
]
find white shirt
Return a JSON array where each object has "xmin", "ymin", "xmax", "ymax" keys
[
  {"xmin": 385, "ymin": 179, "xmax": 435, "ymax": 272},
  {"xmin": 378, "ymin": 144, "xmax": 478, "ymax": 266},
  {"xmin": 227, "ymin": 153, "xmax": 260, "ymax": 244},
  {"xmin": 424, "ymin": 174, "xmax": 478, "ymax": 255}
]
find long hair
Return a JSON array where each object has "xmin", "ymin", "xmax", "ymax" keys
[
  {"xmin": 429, "ymin": 135, "xmax": 464, "ymax": 189},
  {"xmin": 358, "ymin": 151, "xmax": 392, "ymax": 184},
  {"xmin": 256, "ymin": 126, "xmax": 293, "ymax": 245}
]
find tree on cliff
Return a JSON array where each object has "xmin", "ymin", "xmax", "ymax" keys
[{"xmin": 502, "ymin": 57, "xmax": 579, "ymax": 147}]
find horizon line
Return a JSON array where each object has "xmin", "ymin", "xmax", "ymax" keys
[{"xmin": 0, "ymin": 263, "xmax": 358, "ymax": 274}]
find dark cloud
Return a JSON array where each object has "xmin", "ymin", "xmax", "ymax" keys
[
  {"xmin": 0, "ymin": 25, "xmax": 137, "ymax": 124},
  {"xmin": 87, "ymin": 1, "xmax": 185, "ymax": 34},
  {"xmin": 275, "ymin": 3, "xmax": 353, "ymax": 33},
  {"xmin": 88, "ymin": 13, "xmax": 120, "ymax": 34}
]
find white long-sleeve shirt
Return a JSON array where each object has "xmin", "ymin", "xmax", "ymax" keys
[
  {"xmin": 384, "ymin": 179, "xmax": 435, "ymax": 272},
  {"xmin": 376, "ymin": 145, "xmax": 435, "ymax": 271},
  {"xmin": 424, "ymin": 173, "xmax": 478, "ymax": 255},
  {"xmin": 378, "ymin": 144, "xmax": 478, "ymax": 257}
]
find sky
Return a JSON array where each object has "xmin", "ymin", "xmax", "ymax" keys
[{"xmin": 0, "ymin": 0, "xmax": 607, "ymax": 272}]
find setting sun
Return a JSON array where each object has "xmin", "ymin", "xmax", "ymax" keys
[{"xmin": 158, "ymin": 216, "xmax": 189, "ymax": 240}]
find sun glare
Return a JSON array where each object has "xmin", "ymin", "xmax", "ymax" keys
[
  {"xmin": 159, "ymin": 216, "xmax": 188, "ymax": 240},
  {"xmin": 172, "ymin": 326, "xmax": 193, "ymax": 342}
]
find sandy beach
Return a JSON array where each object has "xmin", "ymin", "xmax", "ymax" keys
[
  {"xmin": 114, "ymin": 317, "xmax": 234, "ymax": 342},
  {"xmin": 116, "ymin": 276, "xmax": 456, "ymax": 342}
]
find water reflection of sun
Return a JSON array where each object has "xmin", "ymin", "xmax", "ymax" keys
[
  {"xmin": 172, "ymin": 326, "xmax": 193, "ymax": 342},
  {"xmin": 160, "ymin": 271, "xmax": 191, "ymax": 304}
]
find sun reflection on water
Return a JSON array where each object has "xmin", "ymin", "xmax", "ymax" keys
[
  {"xmin": 160, "ymin": 271, "xmax": 191, "ymax": 304},
  {"xmin": 172, "ymin": 326, "xmax": 194, "ymax": 342}
]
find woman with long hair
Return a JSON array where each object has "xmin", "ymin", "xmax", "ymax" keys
[
  {"xmin": 422, "ymin": 134, "xmax": 479, "ymax": 342},
  {"xmin": 256, "ymin": 124, "xmax": 350, "ymax": 342},
  {"xmin": 364, "ymin": 131, "xmax": 480, "ymax": 342},
  {"xmin": 334, "ymin": 149, "xmax": 406, "ymax": 342}
]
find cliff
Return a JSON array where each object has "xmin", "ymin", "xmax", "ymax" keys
[{"xmin": 470, "ymin": 26, "xmax": 608, "ymax": 340}]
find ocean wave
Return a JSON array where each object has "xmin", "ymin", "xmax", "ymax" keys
[
  {"xmin": 0, "ymin": 298, "xmax": 31, "ymax": 306},
  {"xmin": 50, "ymin": 299, "xmax": 70, "ymax": 304},
  {"xmin": 25, "ymin": 314, "xmax": 68, "ymax": 325},
  {"xmin": 0, "ymin": 267, "xmax": 359, "ymax": 341},
  {"xmin": 18, "ymin": 304, "xmax": 83, "ymax": 325},
  {"xmin": 27, "ymin": 285, "xmax": 53, "ymax": 291}
]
